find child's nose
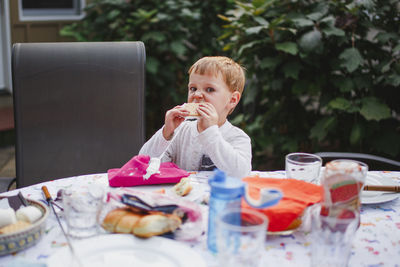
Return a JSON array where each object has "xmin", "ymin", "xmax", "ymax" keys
[{"xmin": 193, "ymin": 91, "xmax": 203, "ymax": 99}]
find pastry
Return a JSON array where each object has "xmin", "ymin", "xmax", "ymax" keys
[{"xmin": 173, "ymin": 178, "xmax": 192, "ymax": 196}]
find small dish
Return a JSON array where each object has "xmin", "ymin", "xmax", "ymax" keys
[
  {"xmin": 361, "ymin": 173, "xmax": 399, "ymax": 204},
  {"xmin": 0, "ymin": 198, "xmax": 49, "ymax": 255}
]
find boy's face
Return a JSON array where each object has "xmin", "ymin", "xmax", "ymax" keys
[{"xmin": 187, "ymin": 72, "xmax": 240, "ymax": 125}]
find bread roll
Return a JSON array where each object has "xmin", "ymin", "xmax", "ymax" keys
[
  {"xmin": 115, "ymin": 213, "xmax": 143, "ymax": 233},
  {"xmin": 133, "ymin": 213, "xmax": 181, "ymax": 238},
  {"xmin": 101, "ymin": 208, "xmax": 130, "ymax": 232},
  {"xmin": 183, "ymin": 103, "xmax": 200, "ymax": 116},
  {"xmin": 16, "ymin": 206, "xmax": 42, "ymax": 223},
  {"xmin": 102, "ymin": 209, "xmax": 182, "ymax": 238},
  {"xmin": 0, "ymin": 208, "xmax": 17, "ymax": 228},
  {"xmin": 173, "ymin": 178, "xmax": 192, "ymax": 197}
]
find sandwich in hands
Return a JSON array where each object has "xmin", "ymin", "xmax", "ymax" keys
[{"xmin": 183, "ymin": 103, "xmax": 200, "ymax": 117}]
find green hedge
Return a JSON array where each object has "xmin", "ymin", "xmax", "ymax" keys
[{"xmin": 62, "ymin": 0, "xmax": 400, "ymax": 170}]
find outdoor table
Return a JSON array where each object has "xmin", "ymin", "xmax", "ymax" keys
[{"xmin": 0, "ymin": 171, "xmax": 399, "ymax": 267}]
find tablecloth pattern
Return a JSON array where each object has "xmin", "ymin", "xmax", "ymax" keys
[{"xmin": 0, "ymin": 171, "xmax": 399, "ymax": 267}]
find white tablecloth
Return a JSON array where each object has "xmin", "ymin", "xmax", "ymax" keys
[{"xmin": 0, "ymin": 171, "xmax": 400, "ymax": 267}]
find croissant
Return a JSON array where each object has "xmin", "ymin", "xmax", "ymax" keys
[{"xmin": 102, "ymin": 208, "xmax": 182, "ymax": 238}]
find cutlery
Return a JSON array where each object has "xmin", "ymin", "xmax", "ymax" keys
[
  {"xmin": 42, "ymin": 186, "xmax": 83, "ymax": 267},
  {"xmin": 363, "ymin": 185, "xmax": 400, "ymax": 192}
]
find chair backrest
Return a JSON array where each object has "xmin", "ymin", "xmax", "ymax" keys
[
  {"xmin": 315, "ymin": 152, "xmax": 400, "ymax": 171},
  {"xmin": 12, "ymin": 42, "xmax": 145, "ymax": 187}
]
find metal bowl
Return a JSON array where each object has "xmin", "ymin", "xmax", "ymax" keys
[{"xmin": 0, "ymin": 199, "xmax": 49, "ymax": 256}]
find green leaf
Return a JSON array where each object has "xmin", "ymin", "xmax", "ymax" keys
[
  {"xmin": 282, "ymin": 62, "xmax": 301, "ymax": 79},
  {"xmin": 333, "ymin": 77, "xmax": 355, "ymax": 92},
  {"xmin": 339, "ymin": 48, "xmax": 363, "ymax": 73},
  {"xmin": 107, "ymin": 10, "xmax": 121, "ymax": 20},
  {"xmin": 260, "ymin": 57, "xmax": 282, "ymax": 70},
  {"xmin": 230, "ymin": 113, "xmax": 245, "ymax": 125},
  {"xmin": 275, "ymin": 42, "xmax": 298, "ymax": 55},
  {"xmin": 142, "ymin": 31, "xmax": 166, "ymax": 42},
  {"xmin": 299, "ymin": 29, "xmax": 322, "ymax": 52},
  {"xmin": 350, "ymin": 123, "xmax": 363, "ymax": 145},
  {"xmin": 292, "ymin": 18, "xmax": 314, "ymax": 27},
  {"xmin": 170, "ymin": 41, "xmax": 187, "ymax": 56},
  {"xmin": 322, "ymin": 26, "xmax": 345, "ymax": 37},
  {"xmin": 386, "ymin": 73, "xmax": 400, "ymax": 86},
  {"xmin": 310, "ymin": 117, "xmax": 337, "ymax": 141},
  {"xmin": 253, "ymin": 16, "xmax": 269, "ymax": 26},
  {"xmin": 245, "ymin": 26, "xmax": 264, "ymax": 35},
  {"xmin": 307, "ymin": 3, "xmax": 329, "ymax": 21},
  {"xmin": 394, "ymin": 44, "xmax": 400, "ymax": 52},
  {"xmin": 375, "ymin": 32, "xmax": 398, "ymax": 44},
  {"xmin": 328, "ymin": 97, "xmax": 352, "ymax": 111},
  {"xmin": 146, "ymin": 57, "xmax": 160, "ymax": 74},
  {"xmin": 243, "ymin": 85, "xmax": 258, "ymax": 106},
  {"xmin": 238, "ymin": 40, "xmax": 263, "ymax": 56},
  {"xmin": 360, "ymin": 97, "xmax": 391, "ymax": 121}
]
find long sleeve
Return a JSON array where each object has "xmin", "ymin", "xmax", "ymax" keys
[
  {"xmin": 138, "ymin": 127, "xmax": 170, "ymax": 157},
  {"xmin": 197, "ymin": 124, "xmax": 252, "ymax": 178}
]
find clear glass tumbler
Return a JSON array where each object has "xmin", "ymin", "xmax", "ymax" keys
[
  {"xmin": 285, "ymin": 152, "xmax": 322, "ymax": 183},
  {"xmin": 320, "ymin": 159, "xmax": 368, "ymax": 218},
  {"xmin": 62, "ymin": 185, "xmax": 104, "ymax": 239},
  {"xmin": 310, "ymin": 204, "xmax": 359, "ymax": 267},
  {"xmin": 216, "ymin": 208, "xmax": 268, "ymax": 267}
]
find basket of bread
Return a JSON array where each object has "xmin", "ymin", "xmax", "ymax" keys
[
  {"xmin": 0, "ymin": 194, "xmax": 49, "ymax": 255},
  {"xmin": 101, "ymin": 188, "xmax": 203, "ymax": 240}
]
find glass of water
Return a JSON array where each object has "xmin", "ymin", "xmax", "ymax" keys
[
  {"xmin": 62, "ymin": 185, "xmax": 105, "ymax": 239},
  {"xmin": 285, "ymin": 152, "xmax": 322, "ymax": 183}
]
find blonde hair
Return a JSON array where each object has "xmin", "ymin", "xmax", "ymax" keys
[{"xmin": 188, "ymin": 56, "xmax": 245, "ymax": 94}]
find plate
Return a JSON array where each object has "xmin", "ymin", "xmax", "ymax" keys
[
  {"xmin": 361, "ymin": 173, "xmax": 399, "ymax": 204},
  {"xmin": 47, "ymin": 234, "xmax": 207, "ymax": 267}
]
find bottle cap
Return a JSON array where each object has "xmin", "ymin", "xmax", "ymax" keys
[{"xmin": 208, "ymin": 169, "xmax": 244, "ymax": 197}]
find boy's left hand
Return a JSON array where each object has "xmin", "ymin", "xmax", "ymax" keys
[{"xmin": 197, "ymin": 103, "xmax": 218, "ymax": 132}]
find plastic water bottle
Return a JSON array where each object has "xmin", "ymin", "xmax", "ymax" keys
[{"xmin": 207, "ymin": 169, "xmax": 244, "ymax": 253}]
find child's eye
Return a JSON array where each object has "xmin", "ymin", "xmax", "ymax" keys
[
  {"xmin": 189, "ymin": 87, "xmax": 197, "ymax": 92},
  {"xmin": 206, "ymin": 87, "xmax": 215, "ymax": 93}
]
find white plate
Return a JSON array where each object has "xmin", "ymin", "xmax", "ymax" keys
[
  {"xmin": 361, "ymin": 173, "xmax": 399, "ymax": 204},
  {"xmin": 47, "ymin": 234, "xmax": 207, "ymax": 267}
]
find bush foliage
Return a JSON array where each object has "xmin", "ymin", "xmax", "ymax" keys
[{"xmin": 62, "ymin": 0, "xmax": 400, "ymax": 170}]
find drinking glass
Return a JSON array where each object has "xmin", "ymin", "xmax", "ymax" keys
[
  {"xmin": 320, "ymin": 159, "xmax": 368, "ymax": 219},
  {"xmin": 309, "ymin": 204, "xmax": 359, "ymax": 267},
  {"xmin": 216, "ymin": 208, "xmax": 267, "ymax": 267},
  {"xmin": 62, "ymin": 185, "xmax": 105, "ymax": 239},
  {"xmin": 285, "ymin": 153, "xmax": 322, "ymax": 183}
]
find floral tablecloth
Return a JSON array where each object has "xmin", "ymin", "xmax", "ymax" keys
[{"xmin": 0, "ymin": 171, "xmax": 399, "ymax": 267}]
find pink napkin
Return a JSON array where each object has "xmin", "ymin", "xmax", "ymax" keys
[{"xmin": 108, "ymin": 155, "xmax": 190, "ymax": 187}]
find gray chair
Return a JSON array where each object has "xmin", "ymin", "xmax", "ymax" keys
[
  {"xmin": 315, "ymin": 152, "xmax": 400, "ymax": 171},
  {"xmin": 1, "ymin": 41, "xmax": 145, "ymax": 190}
]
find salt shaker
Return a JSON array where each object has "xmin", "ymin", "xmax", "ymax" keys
[{"xmin": 207, "ymin": 169, "xmax": 244, "ymax": 253}]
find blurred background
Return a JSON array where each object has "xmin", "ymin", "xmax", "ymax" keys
[{"xmin": 1, "ymin": 0, "xmax": 399, "ymax": 176}]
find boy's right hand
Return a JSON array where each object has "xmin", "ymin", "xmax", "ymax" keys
[{"xmin": 162, "ymin": 105, "xmax": 189, "ymax": 140}]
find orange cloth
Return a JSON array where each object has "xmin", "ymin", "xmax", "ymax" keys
[{"xmin": 242, "ymin": 176, "xmax": 323, "ymax": 232}]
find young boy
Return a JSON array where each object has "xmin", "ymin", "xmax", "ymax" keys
[{"xmin": 139, "ymin": 56, "xmax": 251, "ymax": 178}]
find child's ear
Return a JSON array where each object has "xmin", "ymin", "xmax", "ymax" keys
[{"xmin": 230, "ymin": 91, "xmax": 241, "ymax": 106}]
